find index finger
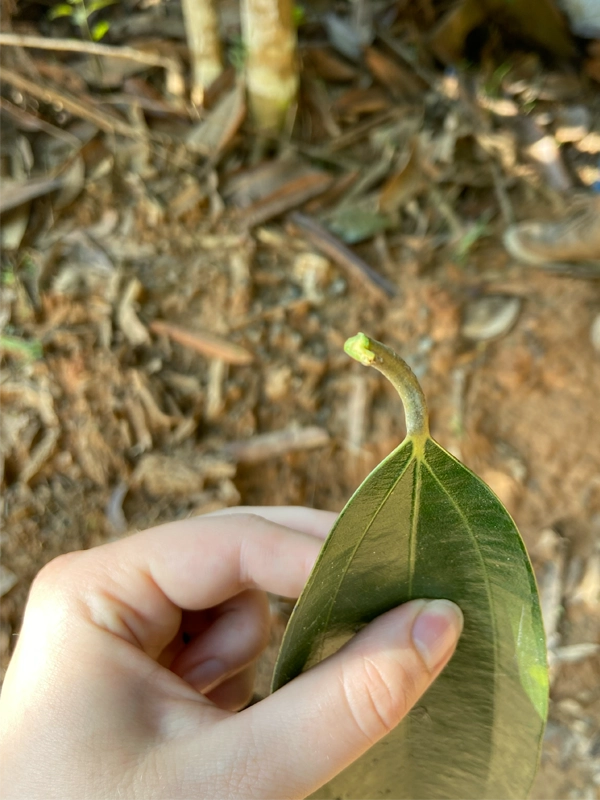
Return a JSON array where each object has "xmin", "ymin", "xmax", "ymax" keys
[
  {"xmin": 36, "ymin": 509, "xmax": 335, "ymax": 657},
  {"xmin": 203, "ymin": 506, "xmax": 336, "ymax": 540},
  {"xmin": 137, "ymin": 510, "xmax": 334, "ymax": 608}
]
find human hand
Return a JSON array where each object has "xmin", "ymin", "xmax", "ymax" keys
[{"xmin": 0, "ymin": 507, "xmax": 463, "ymax": 799}]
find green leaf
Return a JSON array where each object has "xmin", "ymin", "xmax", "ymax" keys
[
  {"xmin": 272, "ymin": 333, "xmax": 548, "ymax": 800},
  {"xmin": 48, "ymin": 3, "xmax": 74, "ymax": 19},
  {"xmin": 325, "ymin": 204, "xmax": 391, "ymax": 244},
  {"xmin": 90, "ymin": 19, "xmax": 110, "ymax": 40},
  {"xmin": 292, "ymin": 3, "xmax": 306, "ymax": 27},
  {"xmin": 87, "ymin": 0, "xmax": 117, "ymax": 16}
]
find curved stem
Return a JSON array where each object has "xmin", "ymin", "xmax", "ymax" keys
[{"xmin": 344, "ymin": 332, "xmax": 429, "ymax": 440}]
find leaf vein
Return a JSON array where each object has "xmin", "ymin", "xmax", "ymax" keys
[{"xmin": 421, "ymin": 457, "xmax": 499, "ymax": 791}]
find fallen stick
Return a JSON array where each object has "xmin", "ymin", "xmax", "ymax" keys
[
  {"xmin": 223, "ymin": 426, "xmax": 330, "ymax": 463},
  {"xmin": 288, "ymin": 212, "xmax": 396, "ymax": 299},
  {"xmin": 0, "ymin": 32, "xmax": 180, "ymax": 74},
  {"xmin": 150, "ymin": 320, "xmax": 254, "ymax": 365}
]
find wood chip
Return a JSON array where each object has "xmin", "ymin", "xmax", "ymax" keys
[
  {"xmin": 187, "ymin": 83, "xmax": 246, "ymax": 156},
  {"xmin": 124, "ymin": 396, "xmax": 153, "ymax": 452},
  {"xmin": 19, "ymin": 428, "xmax": 60, "ymax": 483},
  {"xmin": 131, "ymin": 371, "xmax": 177, "ymax": 431},
  {"xmin": 229, "ymin": 243, "xmax": 254, "ymax": 319},
  {"xmin": 346, "ymin": 373, "xmax": 371, "ymax": 454},
  {"xmin": 131, "ymin": 453, "xmax": 205, "ymax": 496},
  {"xmin": 150, "ymin": 320, "xmax": 254, "ymax": 365},
  {"xmin": 72, "ymin": 419, "xmax": 118, "ymax": 486},
  {"xmin": 205, "ymin": 359, "xmax": 227, "ymax": 421},
  {"xmin": 117, "ymin": 279, "xmax": 150, "ymax": 347},
  {"xmin": 223, "ymin": 426, "xmax": 330, "ymax": 463}
]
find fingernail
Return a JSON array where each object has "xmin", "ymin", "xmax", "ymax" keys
[
  {"xmin": 411, "ymin": 600, "xmax": 463, "ymax": 672},
  {"xmin": 183, "ymin": 658, "xmax": 225, "ymax": 691}
]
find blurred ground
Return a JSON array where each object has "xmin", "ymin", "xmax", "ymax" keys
[{"xmin": 1, "ymin": 1, "xmax": 600, "ymax": 797}]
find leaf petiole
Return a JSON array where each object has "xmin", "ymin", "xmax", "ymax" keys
[{"xmin": 344, "ymin": 332, "xmax": 430, "ymax": 442}]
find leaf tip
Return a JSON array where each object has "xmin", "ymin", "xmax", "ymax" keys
[{"xmin": 344, "ymin": 332, "xmax": 375, "ymax": 366}]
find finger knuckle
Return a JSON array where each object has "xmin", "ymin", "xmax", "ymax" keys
[
  {"xmin": 231, "ymin": 511, "xmax": 265, "ymax": 530},
  {"xmin": 30, "ymin": 551, "xmax": 81, "ymax": 593},
  {"xmin": 342, "ymin": 655, "xmax": 414, "ymax": 746}
]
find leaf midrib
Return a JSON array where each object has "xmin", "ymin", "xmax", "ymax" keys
[
  {"xmin": 315, "ymin": 443, "xmax": 415, "ymax": 661},
  {"xmin": 408, "ymin": 457, "xmax": 421, "ymax": 596}
]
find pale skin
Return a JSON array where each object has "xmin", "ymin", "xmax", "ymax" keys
[{"xmin": 0, "ymin": 507, "xmax": 463, "ymax": 799}]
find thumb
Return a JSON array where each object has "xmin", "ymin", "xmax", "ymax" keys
[{"xmin": 243, "ymin": 598, "xmax": 463, "ymax": 799}]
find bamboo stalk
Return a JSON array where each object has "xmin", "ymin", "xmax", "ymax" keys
[
  {"xmin": 181, "ymin": 0, "xmax": 223, "ymax": 104},
  {"xmin": 241, "ymin": 0, "xmax": 298, "ymax": 132}
]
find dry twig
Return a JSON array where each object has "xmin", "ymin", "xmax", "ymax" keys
[
  {"xmin": 150, "ymin": 320, "xmax": 254, "ymax": 365},
  {"xmin": 223, "ymin": 426, "xmax": 330, "ymax": 463},
  {"xmin": 288, "ymin": 212, "xmax": 396, "ymax": 300},
  {"xmin": 0, "ymin": 32, "xmax": 182, "ymax": 85}
]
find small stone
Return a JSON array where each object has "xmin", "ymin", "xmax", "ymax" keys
[
  {"xmin": 462, "ymin": 296, "xmax": 521, "ymax": 341},
  {"xmin": 591, "ymin": 312, "xmax": 600, "ymax": 352},
  {"xmin": 0, "ymin": 565, "xmax": 18, "ymax": 597}
]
